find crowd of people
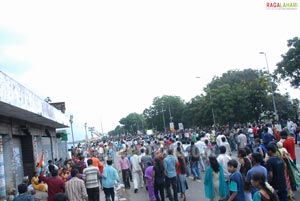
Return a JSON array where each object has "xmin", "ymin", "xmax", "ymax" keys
[{"xmin": 9, "ymin": 120, "xmax": 300, "ymax": 201}]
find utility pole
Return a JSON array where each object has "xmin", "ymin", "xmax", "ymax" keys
[
  {"xmin": 196, "ymin": 77, "xmax": 216, "ymax": 127},
  {"xmin": 168, "ymin": 106, "xmax": 173, "ymax": 122},
  {"xmin": 100, "ymin": 119, "xmax": 104, "ymax": 135},
  {"xmin": 260, "ymin": 52, "xmax": 278, "ymax": 121},
  {"xmin": 69, "ymin": 115, "xmax": 75, "ymax": 147},
  {"xmin": 161, "ymin": 104, "xmax": 166, "ymax": 133},
  {"xmin": 207, "ymin": 84, "xmax": 216, "ymax": 127},
  {"xmin": 84, "ymin": 123, "xmax": 88, "ymax": 144},
  {"xmin": 88, "ymin": 127, "xmax": 94, "ymax": 138}
]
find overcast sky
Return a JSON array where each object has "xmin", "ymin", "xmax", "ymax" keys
[{"xmin": 0, "ymin": 0, "xmax": 299, "ymax": 141}]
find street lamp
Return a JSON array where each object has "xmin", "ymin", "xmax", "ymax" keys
[
  {"xmin": 161, "ymin": 101, "xmax": 166, "ymax": 133},
  {"xmin": 259, "ymin": 52, "xmax": 278, "ymax": 120},
  {"xmin": 69, "ymin": 114, "xmax": 75, "ymax": 147},
  {"xmin": 88, "ymin": 127, "xmax": 95, "ymax": 138},
  {"xmin": 84, "ymin": 123, "xmax": 88, "ymax": 142},
  {"xmin": 196, "ymin": 76, "xmax": 216, "ymax": 127}
]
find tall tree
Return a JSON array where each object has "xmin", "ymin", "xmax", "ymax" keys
[
  {"xmin": 275, "ymin": 37, "xmax": 300, "ymax": 88},
  {"xmin": 184, "ymin": 69, "xmax": 272, "ymax": 127},
  {"xmin": 143, "ymin": 95, "xmax": 186, "ymax": 132},
  {"xmin": 119, "ymin": 113, "xmax": 145, "ymax": 135}
]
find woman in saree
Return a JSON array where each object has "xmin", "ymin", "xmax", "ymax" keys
[{"xmin": 31, "ymin": 171, "xmax": 47, "ymax": 192}]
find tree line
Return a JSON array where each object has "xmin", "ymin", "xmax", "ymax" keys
[{"xmin": 108, "ymin": 37, "xmax": 300, "ymax": 136}]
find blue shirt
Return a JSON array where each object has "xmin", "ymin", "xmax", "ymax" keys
[
  {"xmin": 246, "ymin": 165, "xmax": 267, "ymax": 195},
  {"xmin": 109, "ymin": 149, "xmax": 115, "ymax": 159},
  {"xmin": 164, "ymin": 155, "xmax": 177, "ymax": 178},
  {"xmin": 229, "ymin": 170, "xmax": 245, "ymax": 201},
  {"xmin": 12, "ymin": 193, "xmax": 35, "ymax": 201},
  {"xmin": 262, "ymin": 132, "xmax": 274, "ymax": 145},
  {"xmin": 102, "ymin": 165, "xmax": 120, "ymax": 188}
]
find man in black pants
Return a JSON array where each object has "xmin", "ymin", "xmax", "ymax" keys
[
  {"xmin": 102, "ymin": 159, "xmax": 120, "ymax": 201},
  {"xmin": 83, "ymin": 159, "xmax": 100, "ymax": 201}
]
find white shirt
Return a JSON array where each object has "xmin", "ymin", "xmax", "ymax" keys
[
  {"xmin": 99, "ymin": 147, "xmax": 104, "ymax": 154},
  {"xmin": 237, "ymin": 133, "xmax": 247, "ymax": 148},
  {"xmin": 130, "ymin": 154, "xmax": 142, "ymax": 172},
  {"xmin": 217, "ymin": 154, "xmax": 232, "ymax": 181},
  {"xmin": 205, "ymin": 133, "xmax": 211, "ymax": 141},
  {"xmin": 195, "ymin": 140, "xmax": 206, "ymax": 154},
  {"xmin": 216, "ymin": 134, "xmax": 225, "ymax": 147},
  {"xmin": 267, "ymin": 127, "xmax": 273, "ymax": 135}
]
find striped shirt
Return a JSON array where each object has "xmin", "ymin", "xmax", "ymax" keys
[
  {"xmin": 82, "ymin": 165, "xmax": 100, "ymax": 189},
  {"xmin": 65, "ymin": 177, "xmax": 88, "ymax": 201}
]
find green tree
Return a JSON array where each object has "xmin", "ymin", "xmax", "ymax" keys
[
  {"xmin": 275, "ymin": 93, "xmax": 299, "ymax": 120},
  {"xmin": 108, "ymin": 125, "xmax": 124, "ymax": 136},
  {"xmin": 119, "ymin": 113, "xmax": 145, "ymax": 135},
  {"xmin": 275, "ymin": 37, "xmax": 300, "ymax": 88},
  {"xmin": 143, "ymin": 95, "xmax": 186, "ymax": 132},
  {"xmin": 183, "ymin": 69, "xmax": 272, "ymax": 127}
]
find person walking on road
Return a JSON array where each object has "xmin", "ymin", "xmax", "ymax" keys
[
  {"xmin": 153, "ymin": 157, "xmax": 165, "ymax": 201},
  {"xmin": 65, "ymin": 168, "xmax": 88, "ymax": 201},
  {"xmin": 39, "ymin": 169, "xmax": 65, "ymax": 201},
  {"xmin": 119, "ymin": 153, "xmax": 131, "ymax": 189},
  {"xmin": 204, "ymin": 155, "xmax": 227, "ymax": 201},
  {"xmin": 176, "ymin": 147, "xmax": 188, "ymax": 201},
  {"xmin": 190, "ymin": 141, "xmax": 201, "ymax": 180},
  {"xmin": 130, "ymin": 150, "xmax": 143, "ymax": 193},
  {"xmin": 145, "ymin": 161, "xmax": 156, "ymax": 201},
  {"xmin": 83, "ymin": 159, "xmax": 101, "ymax": 201},
  {"xmin": 164, "ymin": 149, "xmax": 178, "ymax": 201},
  {"xmin": 102, "ymin": 159, "xmax": 120, "ymax": 201}
]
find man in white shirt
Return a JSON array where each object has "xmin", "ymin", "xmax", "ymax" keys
[
  {"xmin": 217, "ymin": 146, "xmax": 231, "ymax": 182},
  {"xmin": 220, "ymin": 136, "xmax": 231, "ymax": 156},
  {"xmin": 98, "ymin": 146, "xmax": 104, "ymax": 161},
  {"xmin": 195, "ymin": 138, "xmax": 206, "ymax": 171},
  {"xmin": 216, "ymin": 133, "xmax": 226, "ymax": 155},
  {"xmin": 237, "ymin": 130, "xmax": 247, "ymax": 149},
  {"xmin": 216, "ymin": 134, "xmax": 225, "ymax": 147},
  {"xmin": 247, "ymin": 125, "xmax": 254, "ymax": 147},
  {"xmin": 130, "ymin": 150, "xmax": 143, "ymax": 193}
]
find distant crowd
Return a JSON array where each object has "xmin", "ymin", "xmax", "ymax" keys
[{"xmin": 8, "ymin": 119, "xmax": 300, "ymax": 201}]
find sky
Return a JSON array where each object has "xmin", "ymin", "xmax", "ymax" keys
[{"xmin": 0, "ymin": 0, "xmax": 299, "ymax": 141}]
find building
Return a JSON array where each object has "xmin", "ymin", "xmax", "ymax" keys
[{"xmin": 0, "ymin": 71, "xmax": 69, "ymax": 199}]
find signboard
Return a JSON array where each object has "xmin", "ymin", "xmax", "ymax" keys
[
  {"xmin": 178, "ymin": 123, "xmax": 184, "ymax": 130},
  {"xmin": 146, "ymin": 130, "xmax": 153, "ymax": 135},
  {"xmin": 61, "ymin": 134, "xmax": 68, "ymax": 141},
  {"xmin": 170, "ymin": 122, "xmax": 175, "ymax": 131}
]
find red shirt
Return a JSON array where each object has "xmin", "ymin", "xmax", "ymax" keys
[
  {"xmin": 253, "ymin": 126, "xmax": 258, "ymax": 137},
  {"xmin": 39, "ymin": 171, "xmax": 65, "ymax": 201},
  {"xmin": 176, "ymin": 162, "xmax": 182, "ymax": 174},
  {"xmin": 283, "ymin": 138, "xmax": 296, "ymax": 160}
]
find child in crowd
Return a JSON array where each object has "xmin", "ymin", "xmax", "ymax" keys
[
  {"xmin": 251, "ymin": 172, "xmax": 279, "ymax": 201},
  {"xmin": 227, "ymin": 159, "xmax": 245, "ymax": 201}
]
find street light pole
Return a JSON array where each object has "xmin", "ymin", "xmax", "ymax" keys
[
  {"xmin": 259, "ymin": 52, "xmax": 278, "ymax": 120},
  {"xmin": 69, "ymin": 115, "xmax": 75, "ymax": 147},
  {"xmin": 168, "ymin": 106, "xmax": 173, "ymax": 122},
  {"xmin": 161, "ymin": 101, "xmax": 166, "ymax": 133},
  {"xmin": 208, "ymin": 84, "xmax": 216, "ymax": 127},
  {"xmin": 196, "ymin": 76, "xmax": 216, "ymax": 127},
  {"xmin": 84, "ymin": 122, "xmax": 88, "ymax": 142}
]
